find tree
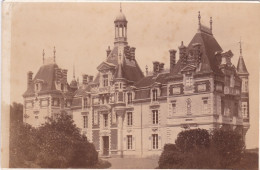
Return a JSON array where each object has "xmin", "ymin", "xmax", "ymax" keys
[
  {"xmin": 10, "ymin": 102, "xmax": 23, "ymax": 123},
  {"xmin": 212, "ymin": 128, "xmax": 245, "ymax": 167},
  {"xmin": 9, "ymin": 122, "xmax": 39, "ymax": 168},
  {"xmin": 36, "ymin": 111, "xmax": 98, "ymax": 168}
]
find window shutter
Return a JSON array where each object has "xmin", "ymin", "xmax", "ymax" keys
[
  {"xmin": 123, "ymin": 137, "xmax": 127, "ymax": 150},
  {"xmin": 132, "ymin": 136, "xmax": 135, "ymax": 150},
  {"xmin": 149, "ymin": 136, "xmax": 152, "ymax": 150},
  {"xmin": 158, "ymin": 136, "xmax": 162, "ymax": 149}
]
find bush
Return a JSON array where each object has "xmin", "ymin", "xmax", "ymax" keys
[
  {"xmin": 158, "ymin": 144, "xmax": 184, "ymax": 168},
  {"xmin": 158, "ymin": 128, "xmax": 246, "ymax": 169},
  {"xmin": 175, "ymin": 128, "xmax": 210, "ymax": 152},
  {"xmin": 212, "ymin": 129, "xmax": 245, "ymax": 167}
]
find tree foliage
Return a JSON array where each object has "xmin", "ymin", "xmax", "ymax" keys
[
  {"xmin": 175, "ymin": 128, "xmax": 210, "ymax": 152},
  {"xmin": 10, "ymin": 102, "xmax": 23, "ymax": 123},
  {"xmin": 158, "ymin": 128, "xmax": 246, "ymax": 169},
  {"xmin": 212, "ymin": 129, "xmax": 245, "ymax": 167},
  {"xmin": 9, "ymin": 110, "xmax": 98, "ymax": 168}
]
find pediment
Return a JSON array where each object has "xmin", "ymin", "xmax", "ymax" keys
[
  {"xmin": 97, "ymin": 62, "xmax": 116, "ymax": 71},
  {"xmin": 151, "ymin": 82, "xmax": 161, "ymax": 88},
  {"xmin": 34, "ymin": 79, "xmax": 44, "ymax": 83},
  {"xmin": 180, "ymin": 64, "xmax": 196, "ymax": 73}
]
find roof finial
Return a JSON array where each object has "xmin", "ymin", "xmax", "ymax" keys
[
  {"xmin": 120, "ymin": 2, "xmax": 122, "ymax": 12},
  {"xmin": 210, "ymin": 17, "xmax": 213, "ymax": 31},
  {"xmin": 145, "ymin": 65, "xmax": 148, "ymax": 76},
  {"xmin": 198, "ymin": 11, "xmax": 201, "ymax": 30},
  {"xmin": 73, "ymin": 63, "xmax": 75, "ymax": 79},
  {"xmin": 53, "ymin": 46, "xmax": 56, "ymax": 62},
  {"xmin": 42, "ymin": 49, "xmax": 45, "ymax": 64},
  {"xmin": 239, "ymin": 37, "xmax": 242, "ymax": 56}
]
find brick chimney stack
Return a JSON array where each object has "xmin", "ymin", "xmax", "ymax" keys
[
  {"xmin": 159, "ymin": 63, "xmax": 164, "ymax": 72},
  {"xmin": 169, "ymin": 49, "xmax": 177, "ymax": 73},
  {"xmin": 106, "ymin": 46, "xmax": 111, "ymax": 57},
  {"xmin": 130, "ymin": 47, "xmax": 136, "ymax": 60},
  {"xmin": 88, "ymin": 75, "xmax": 94, "ymax": 82},
  {"xmin": 82, "ymin": 74, "xmax": 88, "ymax": 85},
  {"xmin": 62, "ymin": 69, "xmax": 68, "ymax": 82},
  {"xmin": 27, "ymin": 71, "xmax": 33, "ymax": 88},
  {"xmin": 153, "ymin": 61, "xmax": 160, "ymax": 75}
]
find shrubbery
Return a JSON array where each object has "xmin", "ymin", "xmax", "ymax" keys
[
  {"xmin": 158, "ymin": 128, "xmax": 246, "ymax": 169},
  {"xmin": 175, "ymin": 128, "xmax": 210, "ymax": 152},
  {"xmin": 10, "ymin": 111, "xmax": 99, "ymax": 168}
]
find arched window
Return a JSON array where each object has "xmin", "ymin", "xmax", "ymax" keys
[{"xmin": 186, "ymin": 98, "xmax": 192, "ymax": 115}]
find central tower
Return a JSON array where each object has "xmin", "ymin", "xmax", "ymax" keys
[{"xmin": 114, "ymin": 5, "xmax": 128, "ymax": 46}]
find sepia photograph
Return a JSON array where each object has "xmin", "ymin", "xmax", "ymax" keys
[{"xmin": 1, "ymin": 1, "xmax": 260, "ymax": 169}]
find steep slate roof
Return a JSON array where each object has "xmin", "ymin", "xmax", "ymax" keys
[
  {"xmin": 237, "ymin": 56, "xmax": 249, "ymax": 75},
  {"xmin": 23, "ymin": 63, "xmax": 59, "ymax": 96},
  {"xmin": 73, "ymin": 85, "xmax": 91, "ymax": 97},
  {"xmin": 134, "ymin": 72, "xmax": 170, "ymax": 88},
  {"xmin": 106, "ymin": 46, "xmax": 144, "ymax": 82},
  {"xmin": 171, "ymin": 30, "xmax": 223, "ymax": 75}
]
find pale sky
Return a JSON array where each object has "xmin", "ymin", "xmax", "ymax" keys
[{"xmin": 6, "ymin": 2, "xmax": 260, "ymax": 148}]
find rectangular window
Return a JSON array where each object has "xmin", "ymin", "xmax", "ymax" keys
[
  {"xmin": 83, "ymin": 116, "xmax": 88, "ymax": 128},
  {"xmin": 61, "ymin": 84, "xmax": 64, "ymax": 91},
  {"xmin": 203, "ymin": 99, "xmax": 208, "ymax": 114},
  {"xmin": 242, "ymin": 102, "xmax": 248, "ymax": 118},
  {"xmin": 172, "ymin": 102, "xmax": 176, "ymax": 115},
  {"xmin": 185, "ymin": 76, "xmax": 193, "ymax": 87},
  {"xmin": 104, "ymin": 114, "xmax": 108, "ymax": 127},
  {"xmin": 84, "ymin": 98, "xmax": 88, "ymax": 108},
  {"xmin": 94, "ymin": 111, "xmax": 98, "ymax": 125},
  {"xmin": 127, "ymin": 93, "xmax": 132, "ymax": 104},
  {"xmin": 127, "ymin": 112, "xmax": 133, "ymax": 126},
  {"xmin": 152, "ymin": 110, "xmax": 158, "ymax": 124},
  {"xmin": 127, "ymin": 135, "xmax": 132, "ymax": 150},
  {"xmin": 152, "ymin": 89, "xmax": 158, "ymax": 101},
  {"xmin": 152, "ymin": 134, "xmax": 158, "ymax": 149},
  {"xmin": 103, "ymin": 75, "xmax": 108, "ymax": 87}
]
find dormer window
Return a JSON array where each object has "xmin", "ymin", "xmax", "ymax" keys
[
  {"xmin": 152, "ymin": 89, "xmax": 158, "ymax": 101},
  {"xmin": 84, "ymin": 98, "xmax": 88, "ymax": 108},
  {"xmin": 185, "ymin": 75, "xmax": 193, "ymax": 87},
  {"xmin": 103, "ymin": 74, "xmax": 108, "ymax": 87},
  {"xmin": 35, "ymin": 83, "xmax": 41, "ymax": 91}
]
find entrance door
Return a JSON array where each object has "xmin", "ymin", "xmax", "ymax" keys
[{"xmin": 103, "ymin": 136, "xmax": 109, "ymax": 156}]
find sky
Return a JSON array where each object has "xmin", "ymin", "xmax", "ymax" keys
[{"xmin": 4, "ymin": 2, "xmax": 260, "ymax": 149}]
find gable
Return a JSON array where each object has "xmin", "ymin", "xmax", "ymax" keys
[{"xmin": 97, "ymin": 62, "xmax": 116, "ymax": 71}]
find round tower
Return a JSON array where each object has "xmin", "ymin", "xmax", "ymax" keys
[{"xmin": 114, "ymin": 4, "xmax": 128, "ymax": 46}]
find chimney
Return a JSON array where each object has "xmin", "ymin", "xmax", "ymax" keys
[
  {"xmin": 159, "ymin": 63, "xmax": 164, "ymax": 72},
  {"xmin": 153, "ymin": 61, "xmax": 160, "ymax": 75},
  {"xmin": 82, "ymin": 74, "xmax": 88, "ymax": 85},
  {"xmin": 130, "ymin": 47, "xmax": 136, "ymax": 60},
  {"xmin": 179, "ymin": 41, "xmax": 187, "ymax": 65},
  {"xmin": 169, "ymin": 49, "xmax": 177, "ymax": 73},
  {"xmin": 192, "ymin": 43, "xmax": 202, "ymax": 62},
  {"xmin": 106, "ymin": 46, "xmax": 111, "ymax": 57},
  {"xmin": 62, "ymin": 69, "xmax": 68, "ymax": 82},
  {"xmin": 55, "ymin": 68, "xmax": 62, "ymax": 82},
  {"xmin": 27, "ymin": 71, "xmax": 33, "ymax": 88},
  {"xmin": 88, "ymin": 75, "xmax": 94, "ymax": 82}
]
